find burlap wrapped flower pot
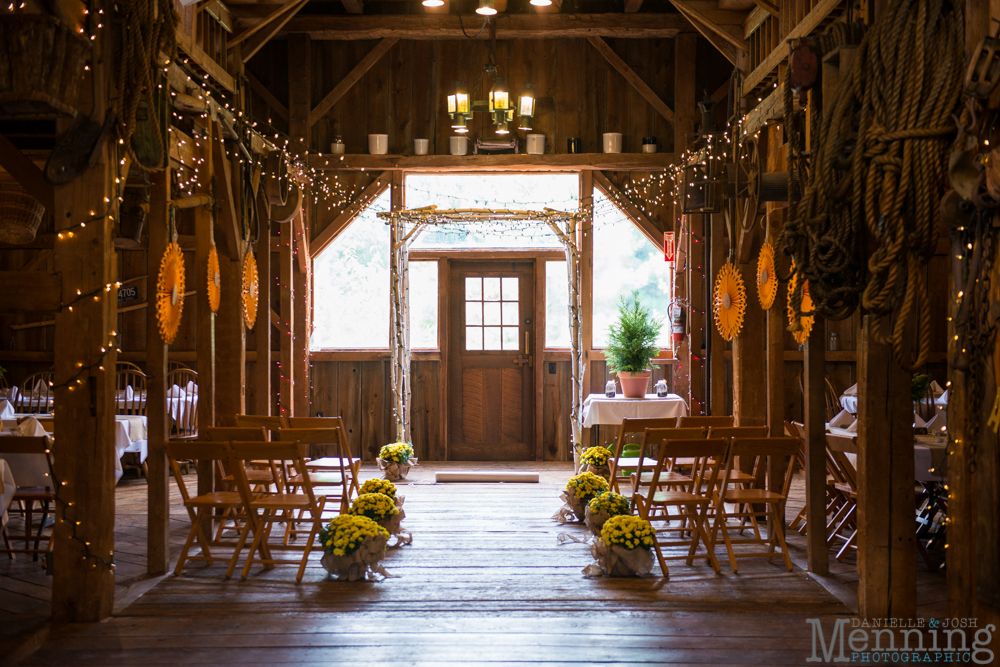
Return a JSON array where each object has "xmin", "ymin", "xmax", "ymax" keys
[
  {"xmin": 580, "ymin": 446, "xmax": 613, "ymax": 483},
  {"xmin": 378, "ymin": 441, "xmax": 417, "ymax": 481},
  {"xmin": 552, "ymin": 471, "xmax": 609, "ymax": 524},
  {"xmin": 584, "ymin": 491, "xmax": 632, "ymax": 537},
  {"xmin": 319, "ymin": 514, "xmax": 391, "ymax": 582},
  {"xmin": 582, "ymin": 538, "xmax": 654, "ymax": 578}
]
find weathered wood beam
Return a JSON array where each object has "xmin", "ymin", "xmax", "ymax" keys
[
  {"xmin": 279, "ymin": 218, "xmax": 295, "ymax": 416},
  {"xmin": 803, "ymin": 312, "xmax": 829, "ymax": 576},
  {"xmin": 624, "ymin": 0, "xmax": 644, "ymax": 12},
  {"xmin": 293, "ymin": 210, "xmax": 310, "ymax": 415},
  {"xmin": 310, "ymin": 172, "xmax": 390, "ymax": 257},
  {"xmin": 592, "ymin": 171, "xmax": 664, "ymax": 252},
  {"xmin": 0, "ymin": 272, "xmax": 61, "ymax": 312},
  {"xmin": 195, "ymin": 123, "xmax": 217, "ymax": 504},
  {"xmin": 20, "ymin": 249, "xmax": 52, "ymax": 271},
  {"xmin": 242, "ymin": 0, "xmax": 310, "ymax": 63},
  {"xmin": 211, "ymin": 120, "xmax": 243, "ymax": 260},
  {"xmin": 254, "ymin": 223, "xmax": 273, "ymax": 416},
  {"xmin": 176, "ymin": 30, "xmax": 236, "ymax": 93},
  {"xmin": 751, "ymin": 0, "xmax": 779, "ymax": 15},
  {"xmin": 288, "ymin": 34, "xmax": 311, "ymax": 146},
  {"xmin": 145, "ymin": 169, "xmax": 170, "ymax": 576},
  {"xmin": 245, "ymin": 70, "xmax": 289, "ymax": 123},
  {"xmin": 587, "ymin": 37, "xmax": 673, "ymax": 124},
  {"xmin": 341, "ymin": 0, "xmax": 363, "ymax": 12},
  {"xmin": 670, "ymin": 0, "xmax": 743, "ymax": 66},
  {"xmin": 669, "ymin": 0, "xmax": 746, "ymax": 51},
  {"xmin": 309, "ymin": 37, "xmax": 399, "ymax": 127},
  {"xmin": 306, "ymin": 152, "xmax": 676, "ymax": 172},
  {"xmin": 279, "ymin": 14, "xmax": 699, "ymax": 39},
  {"xmin": 229, "ymin": 0, "xmax": 304, "ymax": 49},
  {"xmin": 0, "ymin": 133, "xmax": 54, "ymax": 211},
  {"xmin": 293, "ymin": 211, "xmax": 309, "ymax": 274}
]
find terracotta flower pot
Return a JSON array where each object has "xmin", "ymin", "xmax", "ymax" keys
[{"xmin": 617, "ymin": 371, "xmax": 651, "ymax": 398}]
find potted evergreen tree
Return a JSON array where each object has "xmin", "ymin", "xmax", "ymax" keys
[{"xmin": 604, "ymin": 291, "xmax": 663, "ymax": 399}]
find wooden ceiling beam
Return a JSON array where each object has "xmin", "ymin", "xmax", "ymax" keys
[
  {"xmin": 306, "ymin": 152, "xmax": 676, "ymax": 172},
  {"xmin": 592, "ymin": 172, "xmax": 664, "ymax": 253},
  {"xmin": 277, "ymin": 14, "xmax": 698, "ymax": 39},
  {"xmin": 751, "ymin": 0, "xmax": 779, "ymax": 15},
  {"xmin": 245, "ymin": 70, "xmax": 289, "ymax": 122},
  {"xmin": 624, "ymin": 0, "xmax": 644, "ymax": 12},
  {"xmin": 229, "ymin": 0, "xmax": 301, "ymax": 50},
  {"xmin": 587, "ymin": 36, "xmax": 673, "ymax": 123},
  {"xmin": 309, "ymin": 37, "xmax": 398, "ymax": 126},
  {"xmin": 0, "ymin": 133, "xmax": 53, "ymax": 211},
  {"xmin": 668, "ymin": 0, "xmax": 746, "ymax": 64},
  {"xmin": 241, "ymin": 0, "xmax": 310, "ymax": 62}
]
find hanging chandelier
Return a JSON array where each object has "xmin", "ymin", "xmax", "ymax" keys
[{"xmin": 446, "ymin": 19, "xmax": 536, "ymax": 135}]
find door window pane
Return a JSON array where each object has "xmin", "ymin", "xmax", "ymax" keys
[
  {"xmin": 484, "ymin": 327, "xmax": 502, "ymax": 350},
  {"xmin": 466, "ymin": 301, "xmax": 482, "ymax": 325},
  {"xmin": 483, "ymin": 277, "xmax": 501, "ymax": 301},
  {"xmin": 502, "ymin": 326, "xmax": 519, "ymax": 351},
  {"xmin": 465, "ymin": 277, "xmax": 482, "ymax": 300},
  {"xmin": 502, "ymin": 277, "xmax": 519, "ymax": 301},
  {"xmin": 466, "ymin": 326, "xmax": 483, "ymax": 350},
  {"xmin": 410, "ymin": 261, "xmax": 438, "ymax": 349},
  {"xmin": 546, "ymin": 261, "xmax": 570, "ymax": 348},
  {"xmin": 502, "ymin": 301, "xmax": 518, "ymax": 325},
  {"xmin": 483, "ymin": 301, "xmax": 501, "ymax": 326}
]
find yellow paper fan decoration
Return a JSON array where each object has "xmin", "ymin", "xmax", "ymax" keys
[
  {"xmin": 757, "ymin": 242, "xmax": 778, "ymax": 310},
  {"xmin": 242, "ymin": 251, "xmax": 259, "ymax": 329},
  {"xmin": 207, "ymin": 246, "xmax": 221, "ymax": 314},
  {"xmin": 156, "ymin": 242, "xmax": 186, "ymax": 345},
  {"xmin": 713, "ymin": 261, "xmax": 746, "ymax": 341},
  {"xmin": 787, "ymin": 262, "xmax": 815, "ymax": 345}
]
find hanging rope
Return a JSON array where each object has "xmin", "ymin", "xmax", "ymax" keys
[
  {"xmin": 784, "ymin": 0, "xmax": 964, "ymax": 371},
  {"xmin": 114, "ymin": 0, "xmax": 177, "ymax": 172}
]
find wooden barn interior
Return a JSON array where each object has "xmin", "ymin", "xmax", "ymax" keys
[{"xmin": 1, "ymin": 0, "xmax": 999, "ymax": 663}]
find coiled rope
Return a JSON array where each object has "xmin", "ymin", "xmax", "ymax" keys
[
  {"xmin": 114, "ymin": 0, "xmax": 177, "ymax": 172},
  {"xmin": 783, "ymin": 0, "xmax": 964, "ymax": 371}
]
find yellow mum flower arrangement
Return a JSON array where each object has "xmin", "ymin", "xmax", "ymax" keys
[
  {"xmin": 588, "ymin": 491, "xmax": 630, "ymax": 516},
  {"xmin": 566, "ymin": 471, "xmax": 609, "ymax": 502},
  {"xmin": 600, "ymin": 515, "xmax": 655, "ymax": 551},
  {"xmin": 379, "ymin": 442, "xmax": 414, "ymax": 464},
  {"xmin": 349, "ymin": 492, "xmax": 400, "ymax": 521},
  {"xmin": 580, "ymin": 446, "xmax": 613, "ymax": 467},
  {"xmin": 319, "ymin": 514, "xmax": 389, "ymax": 558},
  {"xmin": 360, "ymin": 478, "xmax": 397, "ymax": 499}
]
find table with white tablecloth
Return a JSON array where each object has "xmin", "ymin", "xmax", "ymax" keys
[
  {"xmin": 5, "ymin": 414, "xmax": 148, "ymax": 483},
  {"xmin": 581, "ymin": 393, "xmax": 690, "ymax": 428},
  {"xmin": 0, "ymin": 459, "xmax": 15, "ymax": 531},
  {"xmin": 827, "ymin": 426, "xmax": 948, "ymax": 483},
  {"xmin": 0, "ymin": 398, "xmax": 13, "ymax": 421}
]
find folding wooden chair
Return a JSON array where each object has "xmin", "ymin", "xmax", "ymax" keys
[
  {"xmin": 205, "ymin": 427, "xmax": 281, "ymax": 493},
  {"xmin": 678, "ymin": 415, "xmax": 734, "ymax": 428},
  {"xmin": 711, "ymin": 437, "xmax": 799, "ymax": 573},
  {"xmin": 825, "ymin": 433, "xmax": 859, "ymax": 561},
  {"xmin": 630, "ymin": 427, "xmax": 707, "ymax": 508},
  {"xmin": 166, "ymin": 441, "xmax": 264, "ymax": 576},
  {"xmin": 276, "ymin": 429, "xmax": 352, "ymax": 541},
  {"xmin": 287, "ymin": 417, "xmax": 361, "ymax": 500},
  {"xmin": 235, "ymin": 414, "xmax": 288, "ymax": 440},
  {"xmin": 633, "ymin": 438, "xmax": 727, "ymax": 578},
  {"xmin": 227, "ymin": 441, "xmax": 325, "ymax": 582},
  {"xmin": 0, "ymin": 437, "xmax": 55, "ymax": 561},
  {"xmin": 607, "ymin": 417, "xmax": 678, "ymax": 494},
  {"xmin": 706, "ymin": 426, "xmax": 771, "ymax": 530}
]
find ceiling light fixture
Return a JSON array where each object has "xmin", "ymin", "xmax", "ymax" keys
[
  {"xmin": 422, "ymin": 0, "xmax": 444, "ymax": 6},
  {"xmin": 476, "ymin": 0, "xmax": 497, "ymax": 15}
]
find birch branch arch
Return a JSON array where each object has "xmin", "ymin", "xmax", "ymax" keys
[{"xmin": 378, "ymin": 206, "xmax": 588, "ymax": 456}]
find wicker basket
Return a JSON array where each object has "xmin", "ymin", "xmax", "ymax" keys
[
  {"xmin": 0, "ymin": 183, "xmax": 45, "ymax": 244},
  {"xmin": 0, "ymin": 15, "xmax": 90, "ymax": 118}
]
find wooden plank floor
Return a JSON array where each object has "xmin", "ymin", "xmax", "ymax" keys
[{"xmin": 4, "ymin": 462, "xmax": 948, "ymax": 665}]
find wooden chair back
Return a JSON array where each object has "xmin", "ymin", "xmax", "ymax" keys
[
  {"xmin": 167, "ymin": 361, "xmax": 190, "ymax": 373},
  {"xmin": 227, "ymin": 441, "xmax": 318, "ymax": 507},
  {"xmin": 205, "ymin": 427, "xmax": 268, "ymax": 442},
  {"xmin": 825, "ymin": 433, "xmax": 859, "ymax": 492},
  {"xmin": 165, "ymin": 441, "xmax": 229, "ymax": 502},
  {"xmin": 286, "ymin": 416, "xmax": 353, "ymax": 461},
  {"xmin": 722, "ymin": 437, "xmax": 800, "ymax": 500},
  {"xmin": 115, "ymin": 367, "xmax": 147, "ymax": 415},
  {"xmin": 235, "ymin": 414, "xmax": 288, "ymax": 437},
  {"xmin": 678, "ymin": 415, "xmax": 734, "ymax": 428},
  {"xmin": 15, "ymin": 371, "xmax": 54, "ymax": 414},
  {"xmin": 166, "ymin": 368, "xmax": 199, "ymax": 437},
  {"xmin": 707, "ymin": 426, "xmax": 770, "ymax": 440},
  {"xmin": 646, "ymin": 438, "xmax": 728, "ymax": 499},
  {"xmin": 276, "ymin": 427, "xmax": 344, "ymax": 460}
]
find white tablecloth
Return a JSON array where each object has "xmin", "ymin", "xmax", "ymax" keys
[
  {"xmin": 581, "ymin": 393, "xmax": 689, "ymax": 427},
  {"xmin": 0, "ymin": 399, "xmax": 13, "ymax": 420},
  {"xmin": 0, "ymin": 459, "xmax": 15, "ymax": 530},
  {"xmin": 828, "ymin": 427, "xmax": 947, "ymax": 483}
]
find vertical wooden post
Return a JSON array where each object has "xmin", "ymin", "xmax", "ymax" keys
[
  {"xmin": 216, "ymin": 247, "xmax": 246, "ymax": 425},
  {"xmin": 686, "ymin": 214, "xmax": 706, "ymax": 415},
  {"xmin": 145, "ymin": 170, "xmax": 170, "ymax": 575},
  {"xmin": 732, "ymin": 244, "xmax": 766, "ymax": 426},
  {"xmin": 533, "ymin": 257, "xmax": 545, "ymax": 461},
  {"xmin": 254, "ymin": 214, "xmax": 271, "ymax": 416},
  {"xmin": 708, "ymin": 214, "xmax": 726, "ymax": 414},
  {"xmin": 857, "ymin": 315, "xmax": 916, "ymax": 618},
  {"xmin": 51, "ymin": 147, "xmax": 116, "ymax": 623},
  {"xmin": 279, "ymin": 217, "xmax": 295, "ymax": 417},
  {"xmin": 673, "ymin": 33, "xmax": 697, "ymax": 405},
  {"xmin": 194, "ymin": 130, "xmax": 216, "ymax": 496},
  {"xmin": 288, "ymin": 34, "xmax": 312, "ymax": 149},
  {"xmin": 579, "ymin": 172, "xmax": 594, "ymax": 456},
  {"xmin": 293, "ymin": 212, "xmax": 310, "ymax": 415},
  {"xmin": 437, "ymin": 258, "xmax": 450, "ymax": 459},
  {"xmin": 803, "ymin": 313, "xmax": 829, "ymax": 575}
]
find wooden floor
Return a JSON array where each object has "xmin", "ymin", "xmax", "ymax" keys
[{"xmin": 2, "ymin": 462, "xmax": 948, "ymax": 665}]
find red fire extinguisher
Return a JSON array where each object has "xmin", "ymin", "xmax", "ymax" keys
[{"xmin": 668, "ymin": 301, "xmax": 686, "ymax": 343}]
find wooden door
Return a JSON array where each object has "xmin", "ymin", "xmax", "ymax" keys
[{"xmin": 448, "ymin": 261, "xmax": 535, "ymax": 460}]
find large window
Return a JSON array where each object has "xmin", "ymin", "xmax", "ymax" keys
[
  {"xmin": 591, "ymin": 190, "xmax": 672, "ymax": 349},
  {"xmin": 406, "ymin": 174, "xmax": 577, "ymax": 248},
  {"xmin": 546, "ymin": 260, "xmax": 570, "ymax": 348}
]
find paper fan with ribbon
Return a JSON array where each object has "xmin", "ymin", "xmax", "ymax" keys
[
  {"xmin": 787, "ymin": 261, "xmax": 815, "ymax": 345},
  {"xmin": 757, "ymin": 242, "xmax": 778, "ymax": 309},
  {"xmin": 713, "ymin": 261, "xmax": 746, "ymax": 341},
  {"xmin": 207, "ymin": 246, "xmax": 221, "ymax": 314},
  {"xmin": 242, "ymin": 251, "xmax": 259, "ymax": 329},
  {"xmin": 156, "ymin": 242, "xmax": 186, "ymax": 345}
]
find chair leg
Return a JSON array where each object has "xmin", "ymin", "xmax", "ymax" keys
[
  {"xmin": 695, "ymin": 512, "xmax": 721, "ymax": 574},
  {"xmin": 34, "ymin": 500, "xmax": 49, "ymax": 554},
  {"xmin": 174, "ymin": 521, "xmax": 201, "ymax": 575},
  {"xmin": 242, "ymin": 509, "xmax": 272, "ymax": 580},
  {"xmin": 226, "ymin": 514, "xmax": 256, "ymax": 579}
]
